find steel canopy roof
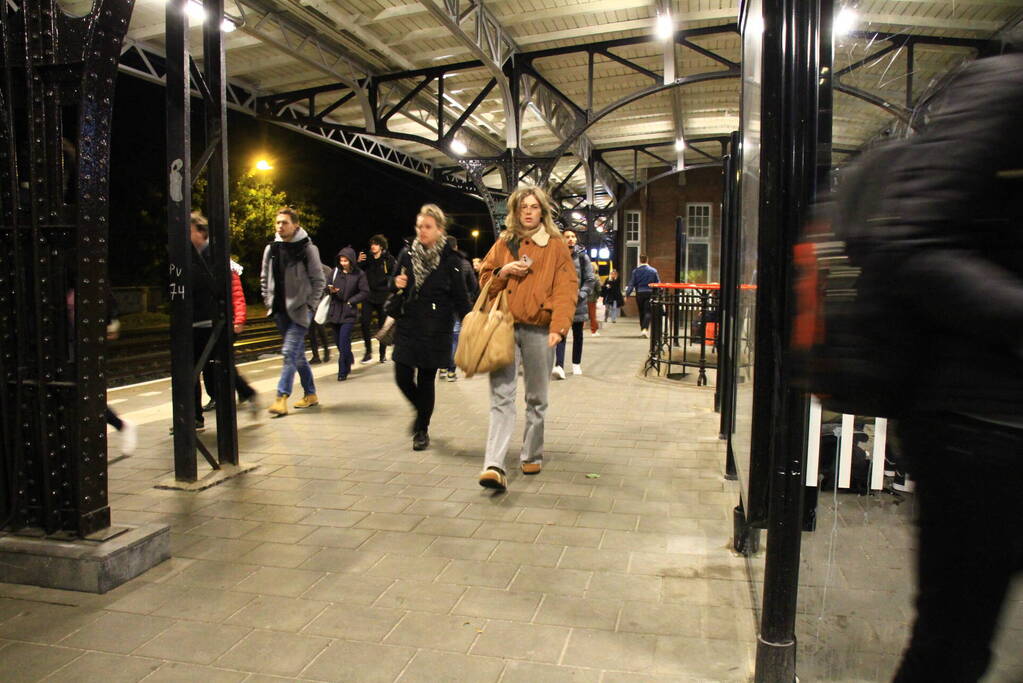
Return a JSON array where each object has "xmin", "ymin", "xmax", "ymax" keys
[{"xmin": 104, "ymin": 0, "xmax": 1023, "ymax": 208}]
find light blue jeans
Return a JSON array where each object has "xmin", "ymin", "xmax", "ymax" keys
[
  {"xmin": 606, "ymin": 301, "xmax": 620, "ymax": 322},
  {"xmin": 485, "ymin": 324, "xmax": 553, "ymax": 472},
  {"xmin": 275, "ymin": 312, "xmax": 316, "ymax": 397},
  {"xmin": 449, "ymin": 317, "xmax": 462, "ymax": 372}
]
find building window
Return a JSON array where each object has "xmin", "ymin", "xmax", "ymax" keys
[
  {"xmin": 687, "ymin": 203, "xmax": 712, "ymax": 239},
  {"xmin": 624, "ymin": 210, "xmax": 641, "ymax": 277},
  {"xmin": 624, "ymin": 211, "xmax": 640, "ymax": 243},
  {"xmin": 684, "ymin": 204, "xmax": 712, "ymax": 282}
]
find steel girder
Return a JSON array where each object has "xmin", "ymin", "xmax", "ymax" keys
[
  {"xmin": 118, "ymin": 41, "xmax": 436, "ymax": 178},
  {"xmin": 0, "ymin": 0, "xmax": 135, "ymax": 536}
]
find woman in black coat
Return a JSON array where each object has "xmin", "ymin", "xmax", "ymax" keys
[
  {"xmin": 601, "ymin": 269, "xmax": 624, "ymax": 323},
  {"xmin": 326, "ymin": 246, "xmax": 369, "ymax": 380},
  {"xmin": 391, "ymin": 204, "xmax": 471, "ymax": 450}
]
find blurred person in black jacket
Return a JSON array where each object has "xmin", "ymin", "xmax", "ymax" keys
[
  {"xmin": 358, "ymin": 234, "xmax": 397, "ymax": 364},
  {"xmin": 875, "ymin": 37, "xmax": 1023, "ymax": 683}
]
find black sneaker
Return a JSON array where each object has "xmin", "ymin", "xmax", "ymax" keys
[
  {"xmin": 412, "ymin": 430, "xmax": 430, "ymax": 451},
  {"xmin": 202, "ymin": 399, "xmax": 216, "ymax": 412},
  {"xmin": 361, "ymin": 352, "xmax": 373, "ymax": 364},
  {"xmin": 310, "ymin": 357, "xmax": 322, "ymax": 365}
]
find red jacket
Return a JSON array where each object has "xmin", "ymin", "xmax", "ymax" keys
[{"xmin": 231, "ymin": 264, "xmax": 247, "ymax": 325}]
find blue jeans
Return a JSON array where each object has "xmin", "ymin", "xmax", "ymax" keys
[
  {"xmin": 606, "ymin": 301, "xmax": 620, "ymax": 322},
  {"xmin": 275, "ymin": 313, "xmax": 316, "ymax": 397},
  {"xmin": 449, "ymin": 317, "xmax": 461, "ymax": 372},
  {"xmin": 335, "ymin": 322, "xmax": 355, "ymax": 377}
]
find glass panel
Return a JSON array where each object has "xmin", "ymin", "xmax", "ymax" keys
[{"xmin": 685, "ymin": 243, "xmax": 710, "ymax": 283}]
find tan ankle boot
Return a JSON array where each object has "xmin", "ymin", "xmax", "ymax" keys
[
  {"xmin": 294, "ymin": 393, "xmax": 319, "ymax": 409},
  {"xmin": 268, "ymin": 394, "xmax": 288, "ymax": 416}
]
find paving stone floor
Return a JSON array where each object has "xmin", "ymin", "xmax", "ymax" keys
[{"xmin": 0, "ymin": 319, "xmax": 757, "ymax": 682}]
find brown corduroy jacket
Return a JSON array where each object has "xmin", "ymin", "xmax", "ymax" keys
[{"xmin": 478, "ymin": 228, "xmax": 579, "ymax": 337}]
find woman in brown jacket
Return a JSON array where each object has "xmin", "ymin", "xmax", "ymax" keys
[{"xmin": 476, "ymin": 186, "xmax": 578, "ymax": 491}]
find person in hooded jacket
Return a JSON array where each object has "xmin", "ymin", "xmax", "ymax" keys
[
  {"xmin": 260, "ymin": 207, "xmax": 326, "ymax": 417},
  {"xmin": 553, "ymin": 229, "xmax": 596, "ymax": 378},
  {"xmin": 390, "ymin": 204, "xmax": 471, "ymax": 451},
  {"xmin": 326, "ymin": 246, "xmax": 369, "ymax": 381}
]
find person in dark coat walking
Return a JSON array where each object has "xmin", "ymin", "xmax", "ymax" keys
[
  {"xmin": 307, "ymin": 263, "xmax": 333, "ymax": 364},
  {"xmin": 326, "ymin": 246, "xmax": 369, "ymax": 381},
  {"xmin": 601, "ymin": 270, "xmax": 624, "ymax": 323},
  {"xmin": 358, "ymin": 234, "xmax": 398, "ymax": 363},
  {"xmin": 391, "ymin": 204, "xmax": 471, "ymax": 451},
  {"xmin": 444, "ymin": 236, "xmax": 479, "ymax": 382},
  {"xmin": 553, "ymin": 229, "xmax": 596, "ymax": 378}
]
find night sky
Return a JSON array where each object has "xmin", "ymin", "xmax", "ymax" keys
[{"xmin": 107, "ymin": 74, "xmax": 492, "ymax": 288}]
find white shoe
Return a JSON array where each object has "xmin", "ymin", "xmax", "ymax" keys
[
  {"xmin": 642, "ymin": 329, "xmax": 650, "ymax": 338},
  {"xmin": 551, "ymin": 365, "xmax": 566, "ymax": 380},
  {"xmin": 240, "ymin": 395, "xmax": 261, "ymax": 418},
  {"xmin": 572, "ymin": 364, "xmax": 582, "ymax": 375},
  {"xmin": 591, "ymin": 331, "xmax": 600, "ymax": 337},
  {"xmin": 120, "ymin": 420, "xmax": 137, "ymax": 456}
]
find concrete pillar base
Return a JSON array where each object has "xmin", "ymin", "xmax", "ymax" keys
[{"xmin": 0, "ymin": 523, "xmax": 170, "ymax": 594}]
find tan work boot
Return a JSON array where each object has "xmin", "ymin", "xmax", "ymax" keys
[
  {"xmin": 268, "ymin": 394, "xmax": 288, "ymax": 416},
  {"xmin": 294, "ymin": 393, "xmax": 319, "ymax": 409}
]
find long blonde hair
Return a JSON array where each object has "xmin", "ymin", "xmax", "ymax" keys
[{"xmin": 501, "ymin": 186, "xmax": 561, "ymax": 242}]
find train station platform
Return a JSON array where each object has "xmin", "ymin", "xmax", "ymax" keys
[{"xmin": 0, "ymin": 319, "xmax": 756, "ymax": 682}]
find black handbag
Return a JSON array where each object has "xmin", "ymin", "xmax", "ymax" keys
[{"xmin": 383, "ymin": 290, "xmax": 408, "ymax": 319}]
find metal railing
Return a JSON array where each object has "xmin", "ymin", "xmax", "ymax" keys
[{"xmin": 643, "ymin": 283, "xmax": 720, "ymax": 385}]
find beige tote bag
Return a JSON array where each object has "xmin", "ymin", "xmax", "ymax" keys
[{"xmin": 455, "ymin": 280, "xmax": 515, "ymax": 378}]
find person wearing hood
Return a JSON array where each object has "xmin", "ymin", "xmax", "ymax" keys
[
  {"xmin": 326, "ymin": 246, "xmax": 369, "ymax": 381},
  {"xmin": 552, "ymin": 229, "xmax": 596, "ymax": 378},
  {"xmin": 260, "ymin": 207, "xmax": 326, "ymax": 417},
  {"xmin": 390, "ymin": 204, "xmax": 471, "ymax": 451},
  {"xmin": 475, "ymin": 186, "xmax": 578, "ymax": 492}
]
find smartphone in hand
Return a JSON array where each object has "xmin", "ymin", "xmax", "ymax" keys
[{"xmin": 521, "ymin": 254, "xmax": 533, "ymax": 268}]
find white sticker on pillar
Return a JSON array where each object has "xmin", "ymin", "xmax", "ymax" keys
[{"xmin": 169, "ymin": 159, "xmax": 184, "ymax": 202}]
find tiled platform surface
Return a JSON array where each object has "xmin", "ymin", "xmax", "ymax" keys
[{"xmin": 0, "ymin": 319, "xmax": 757, "ymax": 682}]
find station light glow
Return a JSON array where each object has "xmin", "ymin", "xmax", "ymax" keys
[
  {"xmin": 674, "ymin": 138, "xmax": 686, "ymax": 151},
  {"xmin": 255, "ymin": 159, "xmax": 273, "ymax": 171},
  {"xmin": 655, "ymin": 12, "xmax": 674, "ymax": 41},
  {"xmin": 185, "ymin": 0, "xmax": 206, "ymax": 21},
  {"xmin": 221, "ymin": 18, "xmax": 237, "ymax": 32},
  {"xmin": 450, "ymin": 139, "xmax": 468, "ymax": 156},
  {"xmin": 835, "ymin": 7, "xmax": 859, "ymax": 37}
]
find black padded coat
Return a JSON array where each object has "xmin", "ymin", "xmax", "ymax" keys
[{"xmin": 391, "ymin": 241, "xmax": 472, "ymax": 369}]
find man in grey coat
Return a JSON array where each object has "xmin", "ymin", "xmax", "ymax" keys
[{"xmin": 260, "ymin": 207, "xmax": 326, "ymax": 416}]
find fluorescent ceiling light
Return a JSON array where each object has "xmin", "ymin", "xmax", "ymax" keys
[
  {"xmin": 834, "ymin": 7, "xmax": 858, "ymax": 37},
  {"xmin": 655, "ymin": 12, "xmax": 674, "ymax": 41},
  {"xmin": 221, "ymin": 17, "xmax": 237, "ymax": 32},
  {"xmin": 674, "ymin": 138, "xmax": 686, "ymax": 151},
  {"xmin": 450, "ymin": 139, "xmax": 468, "ymax": 156}
]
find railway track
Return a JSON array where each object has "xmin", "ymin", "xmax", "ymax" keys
[{"xmin": 107, "ymin": 321, "xmax": 355, "ymax": 387}]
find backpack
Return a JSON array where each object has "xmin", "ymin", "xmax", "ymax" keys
[{"xmin": 790, "ymin": 141, "xmax": 923, "ymax": 418}]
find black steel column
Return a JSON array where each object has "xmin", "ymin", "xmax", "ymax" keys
[
  {"xmin": 165, "ymin": 0, "xmax": 198, "ymax": 481},
  {"xmin": 753, "ymin": 0, "xmax": 821, "ymax": 681},
  {"xmin": 203, "ymin": 0, "xmax": 239, "ymax": 463},
  {"xmin": 0, "ymin": 0, "xmax": 134, "ymax": 535},
  {"xmin": 718, "ymin": 131, "xmax": 741, "ymax": 443}
]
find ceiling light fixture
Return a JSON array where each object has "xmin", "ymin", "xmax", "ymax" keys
[
  {"xmin": 450, "ymin": 139, "xmax": 468, "ymax": 156},
  {"xmin": 185, "ymin": 0, "xmax": 206, "ymax": 22},
  {"xmin": 221, "ymin": 17, "xmax": 237, "ymax": 32},
  {"xmin": 674, "ymin": 138, "xmax": 686, "ymax": 152}
]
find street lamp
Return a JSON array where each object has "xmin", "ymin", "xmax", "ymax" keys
[
  {"xmin": 255, "ymin": 159, "xmax": 273, "ymax": 172},
  {"xmin": 471, "ymin": 229, "xmax": 480, "ymax": 257}
]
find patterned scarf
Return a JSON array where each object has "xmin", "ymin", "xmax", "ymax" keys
[{"xmin": 410, "ymin": 235, "xmax": 446, "ymax": 292}]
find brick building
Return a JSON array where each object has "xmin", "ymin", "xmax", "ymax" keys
[{"xmin": 614, "ymin": 165, "xmax": 725, "ymax": 287}]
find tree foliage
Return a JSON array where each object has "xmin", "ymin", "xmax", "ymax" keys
[{"xmin": 195, "ymin": 171, "xmax": 323, "ymax": 294}]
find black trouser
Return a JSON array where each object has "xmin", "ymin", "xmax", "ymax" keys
[
  {"xmin": 307, "ymin": 320, "xmax": 331, "ymax": 361},
  {"xmin": 195, "ymin": 325, "xmax": 255, "ymax": 413},
  {"xmin": 361, "ymin": 300, "xmax": 388, "ymax": 359},
  {"xmin": 636, "ymin": 291, "xmax": 652, "ymax": 330},
  {"xmin": 394, "ymin": 361, "xmax": 437, "ymax": 433},
  {"xmin": 105, "ymin": 407, "xmax": 123, "ymax": 431},
  {"xmin": 893, "ymin": 414, "xmax": 1023, "ymax": 682},
  {"xmin": 554, "ymin": 321, "xmax": 584, "ymax": 367}
]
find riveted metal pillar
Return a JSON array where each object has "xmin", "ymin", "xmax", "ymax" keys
[{"xmin": 0, "ymin": 0, "xmax": 135, "ymax": 536}]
